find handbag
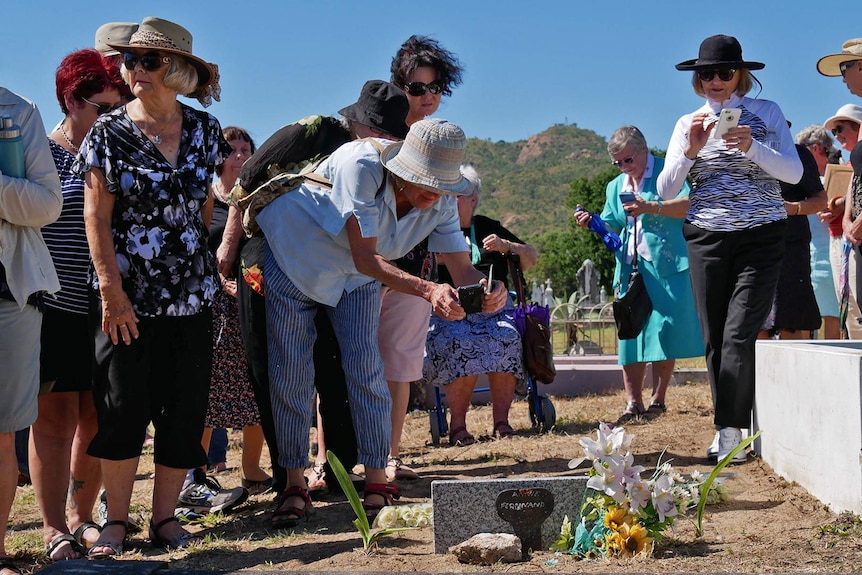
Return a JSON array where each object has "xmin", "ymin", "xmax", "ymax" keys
[
  {"xmin": 508, "ymin": 256, "xmax": 556, "ymax": 384},
  {"xmin": 612, "ymin": 215, "xmax": 653, "ymax": 339}
]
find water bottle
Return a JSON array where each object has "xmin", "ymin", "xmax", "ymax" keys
[
  {"xmin": 575, "ymin": 207, "xmax": 622, "ymax": 252},
  {"xmin": 0, "ymin": 115, "xmax": 25, "ymax": 179}
]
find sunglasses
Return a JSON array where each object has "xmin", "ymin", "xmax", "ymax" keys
[
  {"xmin": 123, "ymin": 51, "xmax": 171, "ymax": 72},
  {"xmin": 697, "ymin": 69, "xmax": 737, "ymax": 82},
  {"xmin": 611, "ymin": 156, "xmax": 635, "ymax": 167},
  {"xmin": 832, "ymin": 123, "xmax": 854, "ymax": 136},
  {"xmin": 840, "ymin": 60, "xmax": 861, "ymax": 77},
  {"xmin": 81, "ymin": 96, "xmax": 118, "ymax": 115},
  {"xmin": 404, "ymin": 81, "xmax": 443, "ymax": 97}
]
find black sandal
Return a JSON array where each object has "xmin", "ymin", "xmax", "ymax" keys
[
  {"xmin": 87, "ymin": 520, "xmax": 127, "ymax": 559},
  {"xmin": 45, "ymin": 533, "xmax": 83, "ymax": 561},
  {"xmin": 271, "ymin": 485, "xmax": 314, "ymax": 529},
  {"xmin": 615, "ymin": 401, "xmax": 645, "ymax": 425},
  {"xmin": 72, "ymin": 521, "xmax": 102, "ymax": 549},
  {"xmin": 644, "ymin": 402, "xmax": 667, "ymax": 420},
  {"xmin": 149, "ymin": 516, "xmax": 201, "ymax": 550},
  {"xmin": 362, "ymin": 482, "xmax": 400, "ymax": 519}
]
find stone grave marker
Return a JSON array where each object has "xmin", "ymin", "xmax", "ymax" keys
[{"xmin": 431, "ymin": 476, "xmax": 586, "ymax": 553}]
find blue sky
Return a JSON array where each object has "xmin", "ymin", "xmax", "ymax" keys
[{"xmin": 2, "ymin": 1, "xmax": 860, "ymax": 157}]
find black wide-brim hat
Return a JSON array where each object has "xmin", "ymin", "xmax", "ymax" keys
[
  {"xmin": 338, "ymin": 80, "xmax": 409, "ymax": 140},
  {"xmin": 676, "ymin": 34, "xmax": 765, "ymax": 71}
]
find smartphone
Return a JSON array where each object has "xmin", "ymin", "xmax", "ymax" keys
[
  {"xmin": 619, "ymin": 191, "xmax": 637, "ymax": 204},
  {"xmin": 485, "ymin": 265, "xmax": 494, "ymax": 294},
  {"xmin": 713, "ymin": 108, "xmax": 741, "ymax": 139},
  {"xmin": 457, "ymin": 284, "xmax": 484, "ymax": 314}
]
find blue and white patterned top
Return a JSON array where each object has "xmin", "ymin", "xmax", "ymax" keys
[
  {"xmin": 74, "ymin": 103, "xmax": 230, "ymax": 317},
  {"xmin": 659, "ymin": 94, "xmax": 803, "ymax": 232}
]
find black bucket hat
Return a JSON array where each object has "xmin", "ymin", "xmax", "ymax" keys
[
  {"xmin": 338, "ymin": 80, "xmax": 409, "ymax": 140},
  {"xmin": 676, "ymin": 35, "xmax": 765, "ymax": 71}
]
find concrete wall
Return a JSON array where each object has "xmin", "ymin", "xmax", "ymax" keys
[{"xmin": 754, "ymin": 340, "xmax": 862, "ymax": 515}]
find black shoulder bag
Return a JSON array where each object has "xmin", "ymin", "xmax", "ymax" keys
[{"xmin": 612, "ymin": 215, "xmax": 653, "ymax": 340}]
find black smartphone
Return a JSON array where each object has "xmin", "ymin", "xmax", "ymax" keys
[
  {"xmin": 619, "ymin": 191, "xmax": 637, "ymax": 204},
  {"xmin": 457, "ymin": 284, "xmax": 484, "ymax": 314}
]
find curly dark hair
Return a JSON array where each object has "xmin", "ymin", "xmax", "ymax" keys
[{"xmin": 390, "ymin": 35, "xmax": 463, "ymax": 97}]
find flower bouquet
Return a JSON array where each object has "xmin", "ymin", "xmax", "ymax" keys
[{"xmin": 553, "ymin": 423, "xmax": 729, "ymax": 559}]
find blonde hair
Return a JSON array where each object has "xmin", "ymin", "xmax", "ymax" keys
[
  {"xmin": 121, "ymin": 52, "xmax": 199, "ymax": 96},
  {"xmin": 691, "ymin": 68, "xmax": 754, "ymax": 98}
]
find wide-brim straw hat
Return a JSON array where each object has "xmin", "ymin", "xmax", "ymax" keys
[
  {"xmin": 95, "ymin": 22, "xmax": 138, "ymax": 57},
  {"xmin": 824, "ymin": 104, "xmax": 862, "ymax": 131},
  {"xmin": 817, "ymin": 38, "xmax": 862, "ymax": 77},
  {"xmin": 106, "ymin": 16, "xmax": 214, "ymax": 89},
  {"xmin": 381, "ymin": 118, "xmax": 469, "ymax": 196},
  {"xmin": 676, "ymin": 34, "xmax": 765, "ymax": 71}
]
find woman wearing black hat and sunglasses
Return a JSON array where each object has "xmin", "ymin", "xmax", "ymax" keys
[{"xmin": 657, "ymin": 35, "xmax": 803, "ymax": 464}]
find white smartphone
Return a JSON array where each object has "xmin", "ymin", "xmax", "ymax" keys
[{"xmin": 713, "ymin": 108, "xmax": 741, "ymax": 139}]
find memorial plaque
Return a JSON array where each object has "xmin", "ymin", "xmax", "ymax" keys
[{"xmin": 495, "ymin": 488, "xmax": 554, "ymax": 558}]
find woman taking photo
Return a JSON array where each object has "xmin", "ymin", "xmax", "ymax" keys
[
  {"xmin": 658, "ymin": 35, "xmax": 802, "ymax": 462},
  {"xmin": 75, "ymin": 17, "xmax": 229, "ymax": 556},
  {"xmin": 575, "ymin": 126, "xmax": 702, "ymax": 425}
]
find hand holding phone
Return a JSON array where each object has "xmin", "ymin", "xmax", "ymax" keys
[
  {"xmin": 619, "ymin": 191, "xmax": 637, "ymax": 204},
  {"xmin": 713, "ymin": 108, "xmax": 741, "ymax": 139},
  {"xmin": 457, "ymin": 284, "xmax": 484, "ymax": 314}
]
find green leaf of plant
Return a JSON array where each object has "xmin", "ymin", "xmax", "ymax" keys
[
  {"xmin": 695, "ymin": 430, "xmax": 762, "ymax": 536},
  {"xmin": 327, "ymin": 450, "xmax": 371, "ymax": 543}
]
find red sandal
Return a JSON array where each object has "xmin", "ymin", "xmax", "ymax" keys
[
  {"xmin": 272, "ymin": 485, "xmax": 314, "ymax": 529},
  {"xmin": 362, "ymin": 483, "xmax": 400, "ymax": 519}
]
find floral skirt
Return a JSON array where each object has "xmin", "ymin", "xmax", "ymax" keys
[
  {"xmin": 206, "ymin": 289, "xmax": 261, "ymax": 428},
  {"xmin": 422, "ymin": 306, "xmax": 525, "ymax": 388}
]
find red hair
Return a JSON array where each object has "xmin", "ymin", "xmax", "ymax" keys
[{"xmin": 55, "ymin": 48, "xmax": 129, "ymax": 114}]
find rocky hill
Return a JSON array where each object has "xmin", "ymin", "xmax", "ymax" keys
[{"xmin": 463, "ymin": 124, "xmax": 610, "ymax": 239}]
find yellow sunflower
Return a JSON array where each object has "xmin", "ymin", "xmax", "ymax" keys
[
  {"xmin": 603, "ymin": 505, "xmax": 634, "ymax": 531},
  {"xmin": 606, "ymin": 522, "xmax": 653, "ymax": 558}
]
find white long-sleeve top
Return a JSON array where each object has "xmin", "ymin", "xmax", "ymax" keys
[{"xmin": 657, "ymin": 93, "xmax": 803, "ymax": 232}]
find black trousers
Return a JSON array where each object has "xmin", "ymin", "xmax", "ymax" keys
[
  {"xmin": 237, "ymin": 237, "xmax": 357, "ymax": 493},
  {"xmin": 683, "ymin": 220, "xmax": 786, "ymax": 429}
]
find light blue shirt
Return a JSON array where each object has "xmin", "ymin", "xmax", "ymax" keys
[{"xmin": 258, "ymin": 139, "xmax": 466, "ymax": 306}]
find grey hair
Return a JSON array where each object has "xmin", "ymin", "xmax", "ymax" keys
[
  {"xmin": 460, "ymin": 163, "xmax": 481, "ymax": 198},
  {"xmin": 795, "ymin": 124, "xmax": 834, "ymax": 150},
  {"xmin": 121, "ymin": 53, "xmax": 199, "ymax": 96},
  {"xmin": 607, "ymin": 126, "xmax": 647, "ymax": 155}
]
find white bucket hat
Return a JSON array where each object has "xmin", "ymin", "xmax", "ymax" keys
[
  {"xmin": 381, "ymin": 118, "xmax": 469, "ymax": 196},
  {"xmin": 824, "ymin": 104, "xmax": 862, "ymax": 131}
]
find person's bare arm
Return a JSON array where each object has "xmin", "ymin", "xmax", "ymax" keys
[
  {"xmin": 216, "ymin": 204, "xmax": 244, "ymax": 276},
  {"xmin": 84, "ymin": 167, "xmax": 138, "ymax": 344}
]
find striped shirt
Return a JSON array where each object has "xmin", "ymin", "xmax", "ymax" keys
[{"xmin": 43, "ymin": 139, "xmax": 90, "ymax": 314}]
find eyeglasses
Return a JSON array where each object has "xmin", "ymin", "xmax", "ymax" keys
[
  {"xmin": 611, "ymin": 156, "xmax": 635, "ymax": 167},
  {"xmin": 832, "ymin": 124, "xmax": 851, "ymax": 136},
  {"xmin": 840, "ymin": 60, "xmax": 861, "ymax": 77},
  {"xmin": 404, "ymin": 81, "xmax": 443, "ymax": 97},
  {"xmin": 123, "ymin": 51, "xmax": 170, "ymax": 72},
  {"xmin": 697, "ymin": 69, "xmax": 737, "ymax": 82},
  {"xmin": 81, "ymin": 96, "xmax": 118, "ymax": 115}
]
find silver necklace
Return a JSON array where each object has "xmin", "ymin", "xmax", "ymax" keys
[
  {"xmin": 59, "ymin": 120, "xmax": 79, "ymax": 152},
  {"xmin": 149, "ymin": 105, "xmax": 179, "ymax": 145}
]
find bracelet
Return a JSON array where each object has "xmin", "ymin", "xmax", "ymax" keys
[
  {"xmin": 656, "ymin": 199, "xmax": 663, "ymax": 214},
  {"xmin": 795, "ymin": 202, "xmax": 801, "ymax": 216},
  {"xmin": 505, "ymin": 240, "xmax": 512, "ymax": 254}
]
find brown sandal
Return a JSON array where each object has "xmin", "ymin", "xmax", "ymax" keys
[
  {"xmin": 362, "ymin": 483, "xmax": 400, "ymax": 519},
  {"xmin": 493, "ymin": 421, "xmax": 515, "ymax": 438},
  {"xmin": 448, "ymin": 425, "xmax": 476, "ymax": 446},
  {"xmin": 272, "ymin": 485, "xmax": 314, "ymax": 529},
  {"xmin": 615, "ymin": 401, "xmax": 645, "ymax": 426}
]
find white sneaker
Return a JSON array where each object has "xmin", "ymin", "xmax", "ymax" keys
[
  {"xmin": 716, "ymin": 427, "xmax": 747, "ymax": 463},
  {"xmin": 706, "ymin": 431, "xmax": 720, "ymax": 461}
]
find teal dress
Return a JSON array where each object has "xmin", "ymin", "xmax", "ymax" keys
[{"xmin": 600, "ymin": 155, "xmax": 703, "ymax": 366}]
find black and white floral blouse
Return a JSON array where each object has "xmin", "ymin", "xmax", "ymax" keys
[{"xmin": 74, "ymin": 103, "xmax": 230, "ymax": 317}]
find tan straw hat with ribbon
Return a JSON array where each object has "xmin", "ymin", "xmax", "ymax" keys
[
  {"xmin": 106, "ymin": 16, "xmax": 216, "ymax": 94},
  {"xmin": 95, "ymin": 22, "xmax": 138, "ymax": 57},
  {"xmin": 381, "ymin": 118, "xmax": 469, "ymax": 196},
  {"xmin": 817, "ymin": 38, "xmax": 862, "ymax": 77}
]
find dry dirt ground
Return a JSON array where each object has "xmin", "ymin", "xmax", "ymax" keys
[{"xmin": 7, "ymin": 380, "xmax": 862, "ymax": 573}]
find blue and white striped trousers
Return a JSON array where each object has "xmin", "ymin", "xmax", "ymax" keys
[{"xmin": 264, "ymin": 245, "xmax": 391, "ymax": 470}]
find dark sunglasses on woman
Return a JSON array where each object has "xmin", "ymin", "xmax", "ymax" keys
[
  {"xmin": 123, "ymin": 51, "xmax": 171, "ymax": 72},
  {"xmin": 832, "ymin": 124, "xmax": 848, "ymax": 136},
  {"xmin": 404, "ymin": 81, "xmax": 443, "ymax": 97},
  {"xmin": 697, "ymin": 69, "xmax": 736, "ymax": 82},
  {"xmin": 81, "ymin": 96, "xmax": 118, "ymax": 115},
  {"xmin": 840, "ymin": 60, "xmax": 860, "ymax": 77}
]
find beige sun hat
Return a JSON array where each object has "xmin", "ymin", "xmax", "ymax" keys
[
  {"xmin": 824, "ymin": 104, "xmax": 862, "ymax": 131},
  {"xmin": 95, "ymin": 22, "xmax": 138, "ymax": 57},
  {"xmin": 106, "ymin": 16, "xmax": 215, "ymax": 89},
  {"xmin": 380, "ymin": 118, "xmax": 469, "ymax": 196},
  {"xmin": 817, "ymin": 38, "xmax": 862, "ymax": 77}
]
